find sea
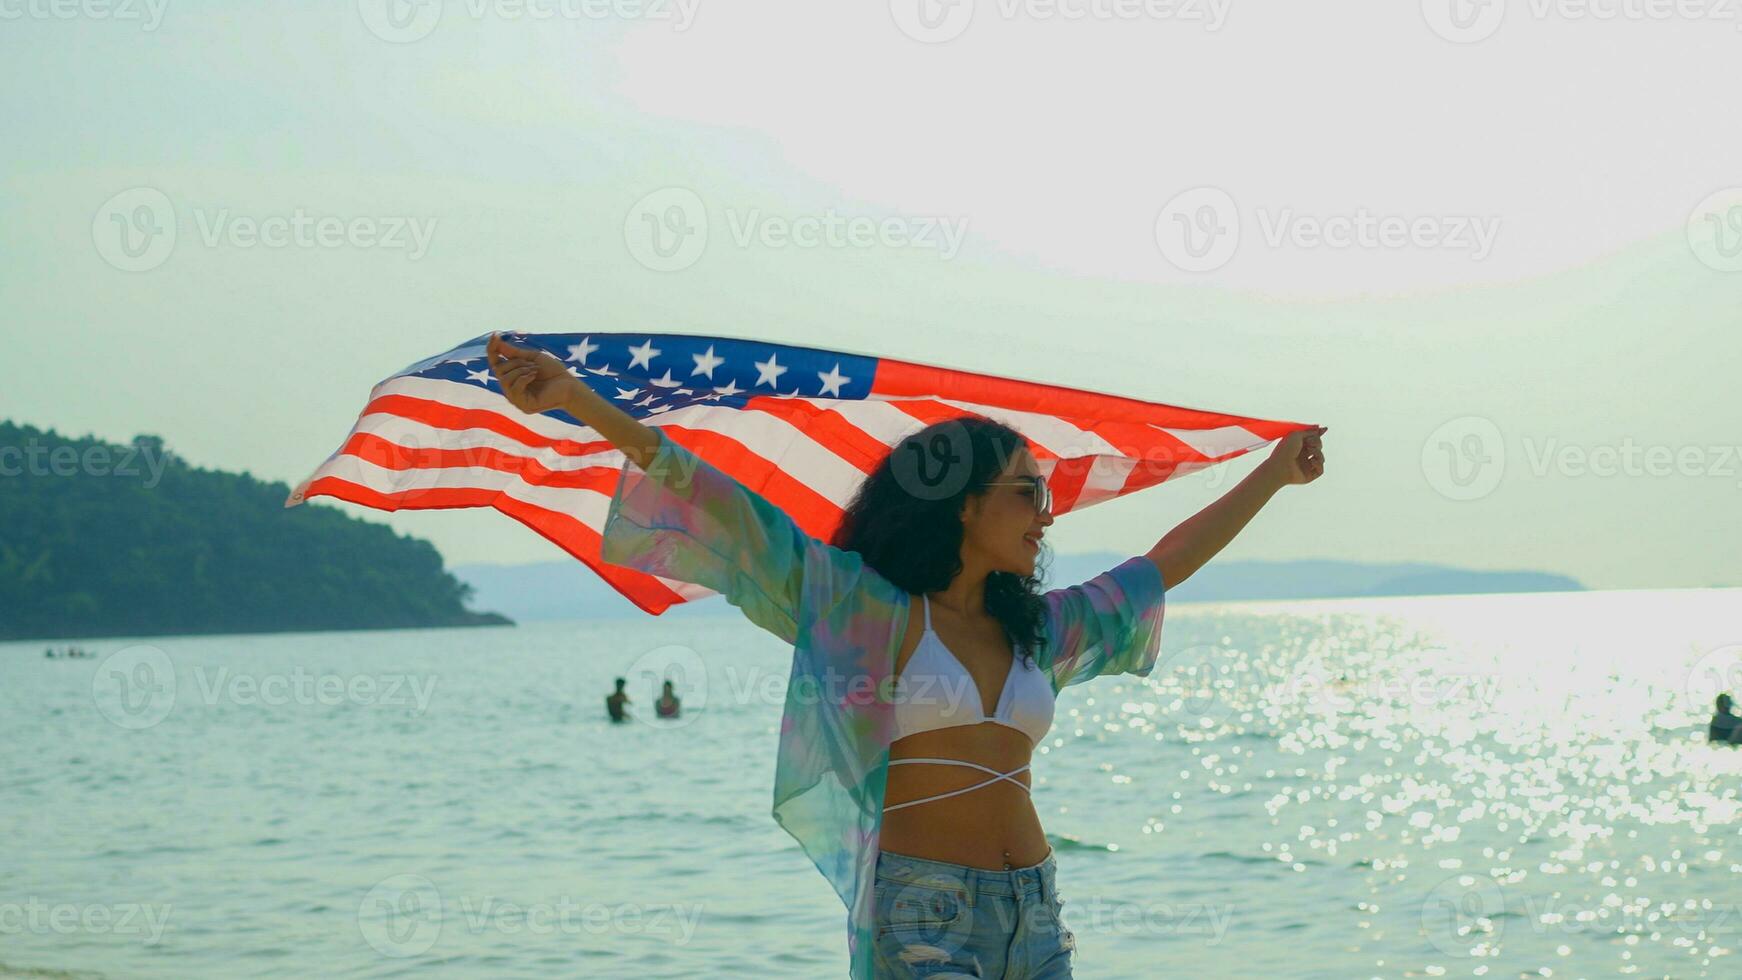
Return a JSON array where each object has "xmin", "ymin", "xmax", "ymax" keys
[{"xmin": 3, "ymin": 588, "xmax": 1740, "ymax": 979}]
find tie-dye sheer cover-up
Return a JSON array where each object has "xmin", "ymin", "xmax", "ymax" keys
[{"xmin": 598, "ymin": 426, "xmax": 1168, "ymax": 978}]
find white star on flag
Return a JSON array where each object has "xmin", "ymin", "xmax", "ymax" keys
[
  {"xmin": 627, "ymin": 339, "xmax": 661, "ymax": 370},
  {"xmin": 566, "ymin": 338, "xmax": 599, "ymax": 363},
  {"xmin": 817, "ymin": 363, "xmax": 852, "ymax": 397},
  {"xmin": 691, "ymin": 345, "xmax": 725, "ymax": 378},
  {"xmin": 754, "ymin": 353, "xmax": 787, "ymax": 388}
]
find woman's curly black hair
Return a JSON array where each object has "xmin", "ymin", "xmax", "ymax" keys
[{"xmin": 830, "ymin": 415, "xmax": 1048, "ymax": 665}]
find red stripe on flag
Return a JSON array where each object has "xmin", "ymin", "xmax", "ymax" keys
[
  {"xmin": 362, "ymin": 393, "xmax": 617, "ymax": 458},
  {"xmin": 338, "ymin": 431, "xmax": 623, "ymax": 493},
  {"xmin": 872, "ymin": 356, "xmax": 1307, "ymax": 434},
  {"xmin": 298, "ymin": 474, "xmax": 685, "ymax": 616},
  {"xmin": 652, "ymin": 424, "xmax": 849, "ymax": 541},
  {"xmin": 735, "ymin": 396, "xmax": 901, "ymax": 475}
]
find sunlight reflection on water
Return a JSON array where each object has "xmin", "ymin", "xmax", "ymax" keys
[{"xmin": 3, "ymin": 588, "xmax": 1739, "ymax": 978}]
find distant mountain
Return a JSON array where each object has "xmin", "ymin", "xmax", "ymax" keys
[
  {"xmin": 453, "ymin": 553, "xmax": 1584, "ymax": 622},
  {"xmin": 1142, "ymin": 558, "xmax": 1584, "ymax": 602},
  {"xmin": 0, "ymin": 421, "xmax": 510, "ymax": 641}
]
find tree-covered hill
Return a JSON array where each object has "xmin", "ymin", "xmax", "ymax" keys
[{"xmin": 0, "ymin": 421, "xmax": 509, "ymax": 641}]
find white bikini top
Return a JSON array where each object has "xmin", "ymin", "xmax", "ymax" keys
[
  {"xmin": 892, "ymin": 594, "xmax": 1056, "ymax": 747},
  {"xmin": 884, "ymin": 596, "xmax": 1057, "ymax": 815}
]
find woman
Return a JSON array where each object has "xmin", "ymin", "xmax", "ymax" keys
[
  {"xmin": 654, "ymin": 678, "xmax": 681, "ymax": 718},
  {"xmin": 486, "ymin": 333, "xmax": 1325, "ymax": 977}
]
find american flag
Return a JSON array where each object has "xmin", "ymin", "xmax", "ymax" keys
[{"xmin": 287, "ymin": 331, "xmax": 1311, "ymax": 615}]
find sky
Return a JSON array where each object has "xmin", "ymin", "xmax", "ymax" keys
[{"xmin": 2, "ymin": 1, "xmax": 1738, "ymax": 591}]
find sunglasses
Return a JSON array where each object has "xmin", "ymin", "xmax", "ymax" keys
[{"xmin": 984, "ymin": 475, "xmax": 1052, "ymax": 516}]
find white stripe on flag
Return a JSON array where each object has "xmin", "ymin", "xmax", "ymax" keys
[
  {"xmin": 348, "ymin": 413, "xmax": 628, "ymax": 474},
  {"xmin": 1073, "ymin": 455, "xmax": 1140, "ymax": 510},
  {"xmin": 1153, "ymin": 424, "xmax": 1266, "ymax": 459},
  {"xmin": 935, "ymin": 399, "xmax": 1121, "ymax": 461}
]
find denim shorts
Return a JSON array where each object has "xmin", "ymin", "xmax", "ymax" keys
[{"xmin": 872, "ymin": 847, "xmax": 1076, "ymax": 978}]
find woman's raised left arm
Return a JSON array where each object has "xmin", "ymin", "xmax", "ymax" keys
[{"xmin": 1146, "ymin": 426, "xmax": 1327, "ymax": 589}]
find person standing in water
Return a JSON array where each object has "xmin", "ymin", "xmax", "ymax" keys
[
  {"xmin": 655, "ymin": 679, "xmax": 681, "ymax": 719},
  {"xmin": 1709, "ymin": 694, "xmax": 1740, "ymax": 745},
  {"xmin": 487, "ymin": 333, "xmax": 1325, "ymax": 978},
  {"xmin": 605, "ymin": 677, "xmax": 631, "ymax": 723}
]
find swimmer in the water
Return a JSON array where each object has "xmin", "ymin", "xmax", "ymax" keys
[
  {"xmin": 605, "ymin": 677, "xmax": 631, "ymax": 723},
  {"xmin": 654, "ymin": 679, "xmax": 680, "ymax": 719},
  {"xmin": 1709, "ymin": 693, "xmax": 1740, "ymax": 745}
]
